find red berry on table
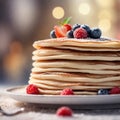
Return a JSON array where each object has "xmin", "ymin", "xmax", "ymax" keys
[
  {"xmin": 109, "ymin": 87, "xmax": 120, "ymax": 94},
  {"xmin": 64, "ymin": 24, "xmax": 72, "ymax": 31},
  {"xmin": 60, "ymin": 88, "xmax": 74, "ymax": 95},
  {"xmin": 54, "ymin": 25, "xmax": 67, "ymax": 38},
  {"xmin": 73, "ymin": 28, "xmax": 88, "ymax": 39},
  {"xmin": 56, "ymin": 106, "xmax": 73, "ymax": 116},
  {"xmin": 26, "ymin": 84, "xmax": 39, "ymax": 94}
]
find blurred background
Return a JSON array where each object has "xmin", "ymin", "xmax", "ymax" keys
[{"xmin": 0, "ymin": 0, "xmax": 120, "ymax": 85}]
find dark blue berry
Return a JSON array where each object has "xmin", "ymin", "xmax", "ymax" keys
[
  {"xmin": 72, "ymin": 24, "xmax": 81, "ymax": 31},
  {"xmin": 97, "ymin": 89, "xmax": 109, "ymax": 95},
  {"xmin": 67, "ymin": 30, "xmax": 74, "ymax": 38},
  {"xmin": 50, "ymin": 30, "xmax": 56, "ymax": 38},
  {"xmin": 90, "ymin": 28, "xmax": 102, "ymax": 39},
  {"xmin": 81, "ymin": 24, "xmax": 91, "ymax": 37}
]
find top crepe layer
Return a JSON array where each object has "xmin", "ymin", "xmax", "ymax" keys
[{"xmin": 33, "ymin": 37, "xmax": 120, "ymax": 51}]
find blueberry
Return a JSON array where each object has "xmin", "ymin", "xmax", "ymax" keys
[
  {"xmin": 97, "ymin": 89, "xmax": 109, "ymax": 95},
  {"xmin": 67, "ymin": 30, "xmax": 74, "ymax": 38},
  {"xmin": 50, "ymin": 30, "xmax": 56, "ymax": 38},
  {"xmin": 81, "ymin": 24, "xmax": 91, "ymax": 36},
  {"xmin": 90, "ymin": 28, "xmax": 102, "ymax": 39},
  {"xmin": 72, "ymin": 24, "xmax": 81, "ymax": 31}
]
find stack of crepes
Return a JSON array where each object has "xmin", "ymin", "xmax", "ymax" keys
[{"xmin": 29, "ymin": 38, "xmax": 120, "ymax": 95}]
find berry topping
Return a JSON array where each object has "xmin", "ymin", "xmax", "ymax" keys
[
  {"xmin": 67, "ymin": 30, "xmax": 74, "ymax": 38},
  {"xmin": 64, "ymin": 24, "xmax": 72, "ymax": 31},
  {"xmin": 26, "ymin": 84, "xmax": 39, "ymax": 94},
  {"xmin": 109, "ymin": 87, "xmax": 120, "ymax": 94},
  {"xmin": 56, "ymin": 106, "xmax": 73, "ymax": 116},
  {"xmin": 97, "ymin": 89, "xmax": 109, "ymax": 95},
  {"xmin": 73, "ymin": 28, "xmax": 88, "ymax": 39},
  {"xmin": 72, "ymin": 24, "xmax": 81, "ymax": 31},
  {"xmin": 50, "ymin": 30, "xmax": 57, "ymax": 38},
  {"xmin": 90, "ymin": 28, "xmax": 102, "ymax": 39},
  {"xmin": 54, "ymin": 25, "xmax": 67, "ymax": 38},
  {"xmin": 60, "ymin": 88, "xmax": 74, "ymax": 95},
  {"xmin": 50, "ymin": 17, "xmax": 103, "ymax": 39},
  {"xmin": 81, "ymin": 24, "xmax": 91, "ymax": 36}
]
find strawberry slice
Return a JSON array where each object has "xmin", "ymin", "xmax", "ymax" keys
[{"xmin": 54, "ymin": 25, "xmax": 67, "ymax": 38}]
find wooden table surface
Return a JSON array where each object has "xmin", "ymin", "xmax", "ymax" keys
[{"xmin": 1, "ymin": 86, "xmax": 120, "ymax": 120}]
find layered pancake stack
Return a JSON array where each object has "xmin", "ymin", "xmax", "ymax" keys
[{"xmin": 28, "ymin": 38, "xmax": 120, "ymax": 95}]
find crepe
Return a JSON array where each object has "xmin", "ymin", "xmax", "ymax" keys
[
  {"xmin": 32, "ymin": 49, "xmax": 120, "ymax": 61},
  {"xmin": 37, "ymin": 88, "xmax": 97, "ymax": 95},
  {"xmin": 31, "ymin": 67, "xmax": 120, "ymax": 75},
  {"xmin": 32, "ymin": 61, "xmax": 120, "ymax": 70},
  {"xmin": 30, "ymin": 72, "xmax": 120, "ymax": 83},
  {"xmin": 33, "ymin": 38, "xmax": 120, "ymax": 50}
]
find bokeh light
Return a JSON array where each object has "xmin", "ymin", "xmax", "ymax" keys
[
  {"xmin": 78, "ymin": 3, "xmax": 90, "ymax": 15},
  {"xmin": 97, "ymin": 0, "xmax": 114, "ymax": 8},
  {"xmin": 52, "ymin": 6, "xmax": 64, "ymax": 19}
]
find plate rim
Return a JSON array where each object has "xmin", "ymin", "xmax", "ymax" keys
[{"xmin": 4, "ymin": 85, "xmax": 120, "ymax": 105}]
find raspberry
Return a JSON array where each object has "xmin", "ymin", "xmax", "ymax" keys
[
  {"xmin": 26, "ymin": 84, "xmax": 39, "ymax": 94},
  {"xmin": 64, "ymin": 24, "xmax": 72, "ymax": 31},
  {"xmin": 109, "ymin": 87, "xmax": 120, "ymax": 94},
  {"xmin": 60, "ymin": 88, "xmax": 74, "ymax": 95},
  {"xmin": 73, "ymin": 28, "xmax": 88, "ymax": 39},
  {"xmin": 56, "ymin": 106, "xmax": 73, "ymax": 116}
]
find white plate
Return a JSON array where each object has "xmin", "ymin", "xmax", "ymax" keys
[{"xmin": 5, "ymin": 86, "xmax": 120, "ymax": 105}]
